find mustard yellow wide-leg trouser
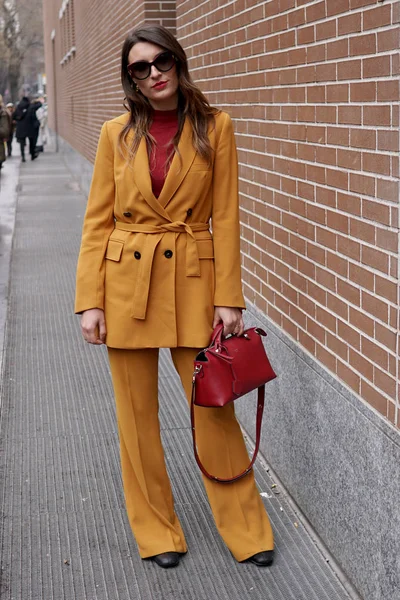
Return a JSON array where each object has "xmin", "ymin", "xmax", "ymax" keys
[{"xmin": 108, "ymin": 347, "xmax": 274, "ymax": 561}]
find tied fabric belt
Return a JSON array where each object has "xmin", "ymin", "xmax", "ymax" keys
[{"xmin": 115, "ymin": 221, "xmax": 210, "ymax": 320}]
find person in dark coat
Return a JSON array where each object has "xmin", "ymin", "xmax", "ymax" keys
[
  {"xmin": 5, "ymin": 103, "xmax": 16, "ymax": 157},
  {"xmin": 13, "ymin": 96, "xmax": 42, "ymax": 162}
]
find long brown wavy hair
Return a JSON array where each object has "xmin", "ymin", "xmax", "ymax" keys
[{"xmin": 119, "ymin": 24, "xmax": 218, "ymax": 166}]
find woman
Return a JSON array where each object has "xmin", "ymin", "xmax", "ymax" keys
[{"xmin": 75, "ymin": 24, "xmax": 274, "ymax": 569}]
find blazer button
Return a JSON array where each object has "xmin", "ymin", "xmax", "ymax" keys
[
  {"xmin": 187, "ymin": 208, "xmax": 192, "ymax": 216},
  {"xmin": 134, "ymin": 251, "xmax": 141, "ymax": 259},
  {"xmin": 123, "ymin": 211, "xmax": 132, "ymax": 217},
  {"xmin": 164, "ymin": 250, "xmax": 173, "ymax": 259}
]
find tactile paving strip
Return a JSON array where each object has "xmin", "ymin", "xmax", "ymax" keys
[{"xmin": 0, "ymin": 154, "xmax": 354, "ymax": 599}]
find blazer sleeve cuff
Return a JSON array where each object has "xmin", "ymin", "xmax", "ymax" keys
[
  {"xmin": 74, "ymin": 292, "xmax": 105, "ymax": 315},
  {"xmin": 213, "ymin": 291, "xmax": 246, "ymax": 309}
]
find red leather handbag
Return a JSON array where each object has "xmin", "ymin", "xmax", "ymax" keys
[{"xmin": 191, "ymin": 323, "xmax": 277, "ymax": 483}]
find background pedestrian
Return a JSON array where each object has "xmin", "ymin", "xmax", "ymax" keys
[
  {"xmin": 5, "ymin": 103, "xmax": 15, "ymax": 157},
  {"xmin": 13, "ymin": 95, "xmax": 42, "ymax": 162},
  {"xmin": 35, "ymin": 94, "xmax": 48, "ymax": 153}
]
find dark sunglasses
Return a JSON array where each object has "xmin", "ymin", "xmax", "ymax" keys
[{"xmin": 127, "ymin": 51, "xmax": 177, "ymax": 81}]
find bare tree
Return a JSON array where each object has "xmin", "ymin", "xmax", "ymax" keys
[
  {"xmin": 0, "ymin": 0, "xmax": 44, "ymax": 101},
  {"xmin": 0, "ymin": 28, "xmax": 8, "ymax": 94}
]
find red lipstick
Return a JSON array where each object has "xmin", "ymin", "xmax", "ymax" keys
[{"xmin": 153, "ymin": 81, "xmax": 167, "ymax": 89}]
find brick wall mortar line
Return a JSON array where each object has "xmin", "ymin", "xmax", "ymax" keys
[
  {"xmin": 245, "ymin": 273, "xmax": 394, "ymax": 348},
  {"xmin": 255, "ymin": 288, "xmax": 393, "ymax": 360},
  {"xmin": 178, "ymin": 0, "xmax": 352, "ymax": 21},
  {"xmin": 257, "ymin": 304, "xmax": 386, "ymax": 398},
  {"xmin": 259, "ymin": 270, "xmax": 397, "ymax": 334},
  {"xmin": 338, "ymin": 352, "xmax": 394, "ymax": 405},
  {"xmin": 218, "ymin": 77, "xmax": 398, "ymax": 88},
  {"xmin": 243, "ymin": 266, "xmax": 397, "ymax": 338},
  {"xmin": 196, "ymin": 75, "xmax": 398, "ymax": 90},
  {"xmin": 216, "ymin": 108, "xmax": 398, "ymax": 126},
  {"xmin": 180, "ymin": 17, "xmax": 397, "ymax": 51},
  {"xmin": 199, "ymin": 85, "xmax": 398, "ymax": 99},
  {"xmin": 177, "ymin": 0, "xmax": 236, "ymax": 22},
  {"xmin": 189, "ymin": 45, "xmax": 398, "ymax": 67},
  {"xmin": 336, "ymin": 364, "xmax": 395, "ymax": 406},
  {"xmin": 241, "ymin": 232, "xmax": 398, "ymax": 309},
  {"xmin": 240, "ymin": 206, "xmax": 399, "ymax": 284},
  {"xmin": 255, "ymin": 304, "xmax": 378, "ymax": 396},
  {"xmin": 239, "ymin": 163, "xmax": 398, "ymax": 195},
  {"xmin": 178, "ymin": 0, "xmax": 397, "ymax": 36},
  {"xmin": 236, "ymin": 149, "xmax": 396, "ymax": 172},
  {"xmin": 237, "ymin": 143, "xmax": 397, "ymax": 162},
  {"xmin": 242, "ymin": 225, "xmax": 399, "ymax": 279},
  {"xmin": 240, "ymin": 198, "xmax": 399, "ymax": 244},
  {"xmin": 208, "ymin": 72, "xmax": 399, "ymax": 85},
  {"xmin": 240, "ymin": 186, "xmax": 395, "ymax": 214},
  {"xmin": 242, "ymin": 247, "xmax": 398, "ymax": 313},
  {"xmin": 219, "ymin": 117, "xmax": 399, "ymax": 137},
  {"xmin": 339, "ymin": 348, "xmax": 393, "ymax": 407},
  {"xmin": 235, "ymin": 145, "xmax": 385, "ymax": 163},
  {"xmin": 243, "ymin": 198, "xmax": 399, "ymax": 238},
  {"xmin": 235, "ymin": 124, "xmax": 392, "ymax": 134}
]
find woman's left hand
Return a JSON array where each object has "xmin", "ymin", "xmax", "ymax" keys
[{"xmin": 212, "ymin": 306, "xmax": 244, "ymax": 337}]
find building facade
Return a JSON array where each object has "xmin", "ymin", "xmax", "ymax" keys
[{"xmin": 42, "ymin": 2, "xmax": 400, "ymax": 599}]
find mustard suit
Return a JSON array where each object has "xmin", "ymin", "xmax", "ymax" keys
[{"xmin": 75, "ymin": 110, "xmax": 274, "ymax": 560}]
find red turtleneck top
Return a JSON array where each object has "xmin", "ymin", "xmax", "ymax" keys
[{"xmin": 148, "ymin": 109, "xmax": 179, "ymax": 198}]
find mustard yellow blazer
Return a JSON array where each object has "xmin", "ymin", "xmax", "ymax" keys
[{"xmin": 75, "ymin": 110, "xmax": 246, "ymax": 348}]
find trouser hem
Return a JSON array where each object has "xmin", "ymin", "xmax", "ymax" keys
[
  {"xmin": 139, "ymin": 546, "xmax": 188, "ymax": 559},
  {"xmin": 234, "ymin": 546, "xmax": 275, "ymax": 563}
]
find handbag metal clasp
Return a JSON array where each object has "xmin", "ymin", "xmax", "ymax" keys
[{"xmin": 192, "ymin": 364, "xmax": 202, "ymax": 382}]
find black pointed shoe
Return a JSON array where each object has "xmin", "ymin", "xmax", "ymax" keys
[
  {"xmin": 247, "ymin": 550, "xmax": 274, "ymax": 567},
  {"xmin": 151, "ymin": 552, "xmax": 181, "ymax": 568}
]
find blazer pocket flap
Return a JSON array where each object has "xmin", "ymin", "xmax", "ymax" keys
[
  {"xmin": 197, "ymin": 239, "xmax": 214, "ymax": 259},
  {"xmin": 105, "ymin": 239, "xmax": 124, "ymax": 262}
]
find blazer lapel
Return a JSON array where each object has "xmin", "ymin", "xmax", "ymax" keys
[
  {"xmin": 133, "ymin": 137, "xmax": 171, "ymax": 220},
  {"xmin": 157, "ymin": 117, "xmax": 197, "ymax": 209}
]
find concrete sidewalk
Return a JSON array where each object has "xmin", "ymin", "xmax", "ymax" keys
[{"xmin": 0, "ymin": 149, "xmax": 359, "ymax": 600}]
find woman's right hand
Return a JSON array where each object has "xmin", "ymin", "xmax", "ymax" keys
[{"xmin": 80, "ymin": 308, "xmax": 106, "ymax": 345}]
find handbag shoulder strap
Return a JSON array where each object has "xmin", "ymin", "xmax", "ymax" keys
[{"xmin": 190, "ymin": 382, "xmax": 265, "ymax": 484}]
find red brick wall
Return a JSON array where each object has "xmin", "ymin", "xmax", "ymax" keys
[
  {"xmin": 42, "ymin": 0, "xmax": 400, "ymax": 428},
  {"xmin": 42, "ymin": 0, "xmax": 175, "ymax": 162},
  {"xmin": 177, "ymin": 0, "xmax": 399, "ymax": 427}
]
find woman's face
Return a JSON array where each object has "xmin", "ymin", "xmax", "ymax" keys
[{"xmin": 127, "ymin": 41, "xmax": 179, "ymax": 111}]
